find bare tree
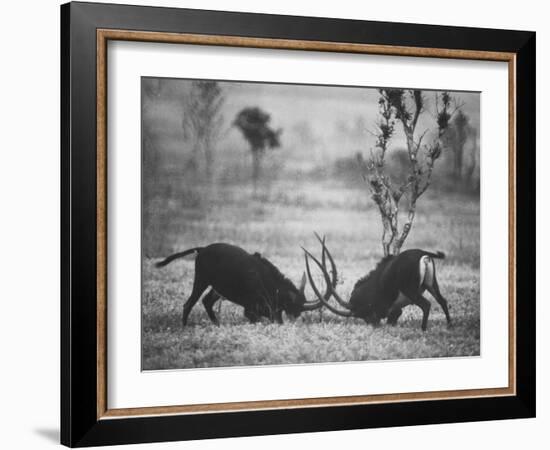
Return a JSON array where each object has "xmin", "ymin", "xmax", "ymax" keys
[
  {"xmin": 233, "ymin": 107, "xmax": 282, "ymax": 190},
  {"xmin": 359, "ymin": 89, "xmax": 458, "ymax": 256},
  {"xmin": 181, "ymin": 81, "xmax": 225, "ymax": 177}
]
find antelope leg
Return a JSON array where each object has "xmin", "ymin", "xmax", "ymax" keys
[{"xmin": 412, "ymin": 295, "xmax": 432, "ymax": 331}]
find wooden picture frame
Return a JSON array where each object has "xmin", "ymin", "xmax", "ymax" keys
[{"xmin": 61, "ymin": 1, "xmax": 535, "ymax": 447}]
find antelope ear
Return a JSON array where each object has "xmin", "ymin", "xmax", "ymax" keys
[{"xmin": 299, "ymin": 271, "xmax": 307, "ymax": 293}]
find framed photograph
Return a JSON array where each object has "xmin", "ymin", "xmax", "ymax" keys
[{"xmin": 61, "ymin": 1, "xmax": 535, "ymax": 447}]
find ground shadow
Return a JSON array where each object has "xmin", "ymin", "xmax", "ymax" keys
[{"xmin": 34, "ymin": 428, "xmax": 59, "ymax": 444}]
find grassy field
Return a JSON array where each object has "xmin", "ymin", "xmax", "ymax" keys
[{"xmin": 142, "ymin": 174, "xmax": 480, "ymax": 370}]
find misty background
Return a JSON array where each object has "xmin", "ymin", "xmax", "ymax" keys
[
  {"xmin": 142, "ymin": 77, "xmax": 480, "ymax": 256},
  {"xmin": 143, "ymin": 79, "xmax": 479, "ymax": 181},
  {"xmin": 141, "ymin": 77, "xmax": 481, "ymax": 368}
]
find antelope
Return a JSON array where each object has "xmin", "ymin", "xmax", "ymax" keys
[
  {"xmin": 303, "ymin": 236, "xmax": 452, "ymax": 331},
  {"xmin": 156, "ymin": 242, "xmax": 336, "ymax": 326}
]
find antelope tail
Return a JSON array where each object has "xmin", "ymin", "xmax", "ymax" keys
[
  {"xmin": 424, "ymin": 250, "xmax": 445, "ymax": 259},
  {"xmin": 155, "ymin": 247, "xmax": 203, "ymax": 268}
]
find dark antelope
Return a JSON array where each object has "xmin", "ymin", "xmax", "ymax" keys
[
  {"xmin": 303, "ymin": 236, "xmax": 451, "ymax": 331},
  {"xmin": 156, "ymin": 243, "xmax": 335, "ymax": 326}
]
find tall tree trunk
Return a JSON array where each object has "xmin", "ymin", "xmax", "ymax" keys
[
  {"xmin": 465, "ymin": 133, "xmax": 478, "ymax": 189},
  {"xmin": 204, "ymin": 136, "xmax": 213, "ymax": 179},
  {"xmin": 251, "ymin": 148, "xmax": 262, "ymax": 195},
  {"xmin": 453, "ymin": 144, "xmax": 463, "ymax": 180},
  {"xmin": 184, "ymin": 141, "xmax": 201, "ymax": 173}
]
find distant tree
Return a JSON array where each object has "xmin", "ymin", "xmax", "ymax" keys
[
  {"xmin": 142, "ymin": 78, "xmax": 168, "ymax": 254},
  {"xmin": 142, "ymin": 78, "xmax": 163, "ymax": 189},
  {"xmin": 292, "ymin": 120, "xmax": 318, "ymax": 148},
  {"xmin": 334, "ymin": 116, "xmax": 368, "ymax": 150},
  {"xmin": 359, "ymin": 89, "xmax": 459, "ymax": 256},
  {"xmin": 181, "ymin": 81, "xmax": 225, "ymax": 176},
  {"xmin": 444, "ymin": 109, "xmax": 472, "ymax": 181},
  {"xmin": 233, "ymin": 107, "xmax": 282, "ymax": 189},
  {"xmin": 464, "ymin": 125, "xmax": 480, "ymax": 190}
]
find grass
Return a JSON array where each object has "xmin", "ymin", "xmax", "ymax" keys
[{"xmin": 142, "ymin": 174, "xmax": 480, "ymax": 370}]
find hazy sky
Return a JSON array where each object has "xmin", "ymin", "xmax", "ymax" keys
[
  {"xmin": 223, "ymin": 81, "xmax": 479, "ymax": 122},
  {"xmin": 146, "ymin": 77, "xmax": 480, "ymax": 162},
  {"xmin": 221, "ymin": 80, "xmax": 480, "ymax": 150}
]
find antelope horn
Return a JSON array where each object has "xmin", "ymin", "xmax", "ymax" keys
[
  {"xmin": 300, "ymin": 236, "xmax": 325, "ymax": 310},
  {"xmin": 313, "ymin": 232, "xmax": 332, "ymax": 300},
  {"xmin": 303, "ymin": 249, "xmax": 353, "ymax": 317},
  {"xmin": 300, "ymin": 236, "xmax": 331, "ymax": 309},
  {"xmin": 314, "ymin": 232, "xmax": 338, "ymax": 291},
  {"xmin": 301, "ymin": 261, "xmax": 323, "ymax": 311},
  {"xmin": 315, "ymin": 232, "xmax": 327, "ymax": 274},
  {"xmin": 301, "ymin": 268, "xmax": 323, "ymax": 311},
  {"xmin": 301, "ymin": 299, "xmax": 322, "ymax": 311},
  {"xmin": 313, "ymin": 235, "xmax": 351, "ymax": 309}
]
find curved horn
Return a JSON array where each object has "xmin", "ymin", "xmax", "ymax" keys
[
  {"xmin": 300, "ymin": 235, "xmax": 326, "ymax": 311},
  {"xmin": 298, "ymin": 271, "xmax": 307, "ymax": 294},
  {"xmin": 313, "ymin": 235, "xmax": 352, "ymax": 310},
  {"xmin": 303, "ymin": 250, "xmax": 353, "ymax": 317},
  {"xmin": 318, "ymin": 233, "xmax": 327, "ymax": 274},
  {"xmin": 314, "ymin": 232, "xmax": 338, "ymax": 292},
  {"xmin": 301, "ymin": 264, "xmax": 323, "ymax": 311},
  {"xmin": 301, "ymin": 299, "xmax": 322, "ymax": 311},
  {"xmin": 300, "ymin": 234, "xmax": 332, "ymax": 311}
]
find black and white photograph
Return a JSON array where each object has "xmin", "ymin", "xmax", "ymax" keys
[
  {"xmin": 0, "ymin": 0, "xmax": 542, "ymax": 446},
  {"xmin": 141, "ymin": 77, "xmax": 481, "ymax": 370}
]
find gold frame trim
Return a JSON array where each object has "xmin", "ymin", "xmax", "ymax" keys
[{"xmin": 96, "ymin": 29, "xmax": 517, "ymax": 420}]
